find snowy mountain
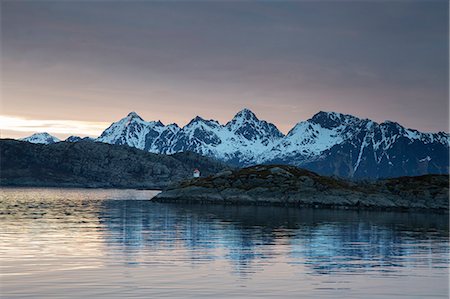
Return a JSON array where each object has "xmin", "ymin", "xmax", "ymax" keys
[
  {"xmin": 96, "ymin": 109, "xmax": 285, "ymax": 165},
  {"xmin": 20, "ymin": 132, "xmax": 60, "ymax": 144},
  {"xmin": 95, "ymin": 109, "xmax": 449, "ymax": 179},
  {"xmin": 96, "ymin": 112, "xmax": 180, "ymax": 152},
  {"xmin": 266, "ymin": 111, "xmax": 449, "ymax": 178},
  {"xmin": 17, "ymin": 109, "xmax": 449, "ymax": 179},
  {"xmin": 165, "ymin": 109, "xmax": 285, "ymax": 164}
]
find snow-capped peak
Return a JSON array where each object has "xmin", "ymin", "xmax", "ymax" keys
[
  {"xmin": 232, "ymin": 108, "xmax": 259, "ymax": 121},
  {"xmin": 309, "ymin": 111, "xmax": 365, "ymax": 129},
  {"xmin": 96, "ymin": 112, "xmax": 172, "ymax": 151},
  {"xmin": 186, "ymin": 116, "xmax": 220, "ymax": 128},
  {"xmin": 16, "ymin": 108, "xmax": 449, "ymax": 178},
  {"xmin": 126, "ymin": 111, "xmax": 143, "ymax": 120},
  {"xmin": 226, "ymin": 108, "xmax": 284, "ymax": 142},
  {"xmin": 20, "ymin": 132, "xmax": 60, "ymax": 144},
  {"xmin": 87, "ymin": 108, "xmax": 450, "ymax": 176}
]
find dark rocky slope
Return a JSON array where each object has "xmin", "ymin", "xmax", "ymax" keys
[
  {"xmin": 0, "ymin": 139, "xmax": 230, "ymax": 189},
  {"xmin": 154, "ymin": 165, "xmax": 449, "ymax": 211}
]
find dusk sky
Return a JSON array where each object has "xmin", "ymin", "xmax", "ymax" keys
[{"xmin": 1, "ymin": 0, "xmax": 448, "ymax": 139}]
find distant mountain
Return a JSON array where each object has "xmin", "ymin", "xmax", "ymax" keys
[
  {"xmin": 65, "ymin": 136, "xmax": 94, "ymax": 142},
  {"xmin": 96, "ymin": 111, "xmax": 179, "ymax": 152},
  {"xmin": 167, "ymin": 109, "xmax": 285, "ymax": 165},
  {"xmin": 17, "ymin": 109, "xmax": 450, "ymax": 179},
  {"xmin": 20, "ymin": 132, "xmax": 60, "ymax": 144},
  {"xmin": 266, "ymin": 111, "xmax": 449, "ymax": 178},
  {"xmin": 96, "ymin": 109, "xmax": 284, "ymax": 164},
  {"xmin": 0, "ymin": 139, "xmax": 230, "ymax": 189},
  {"xmin": 93, "ymin": 109, "xmax": 449, "ymax": 179}
]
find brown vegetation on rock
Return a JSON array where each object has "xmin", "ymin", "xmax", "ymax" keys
[{"xmin": 155, "ymin": 165, "xmax": 449, "ymax": 211}]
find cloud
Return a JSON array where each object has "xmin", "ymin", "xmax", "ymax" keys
[
  {"xmin": 0, "ymin": 115, "xmax": 109, "ymax": 138},
  {"xmin": 1, "ymin": 1, "xmax": 448, "ymax": 134}
]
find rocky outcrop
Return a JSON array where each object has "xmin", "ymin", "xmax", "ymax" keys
[
  {"xmin": 154, "ymin": 165, "xmax": 449, "ymax": 211},
  {"xmin": 0, "ymin": 139, "xmax": 230, "ymax": 189}
]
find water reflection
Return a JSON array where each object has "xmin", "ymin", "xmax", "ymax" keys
[
  {"xmin": 97, "ymin": 201, "xmax": 448, "ymax": 276},
  {"xmin": 1, "ymin": 188, "xmax": 448, "ymax": 298}
]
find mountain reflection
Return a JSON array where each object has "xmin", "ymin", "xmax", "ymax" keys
[
  {"xmin": 98, "ymin": 201, "xmax": 449, "ymax": 276},
  {"xmin": 2, "ymin": 188, "xmax": 448, "ymax": 298}
]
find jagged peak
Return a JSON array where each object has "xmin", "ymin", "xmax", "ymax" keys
[
  {"xmin": 232, "ymin": 108, "xmax": 259, "ymax": 121},
  {"xmin": 226, "ymin": 108, "xmax": 261, "ymax": 130},
  {"xmin": 381, "ymin": 120, "xmax": 401, "ymax": 127},
  {"xmin": 126, "ymin": 111, "xmax": 143, "ymax": 121},
  {"xmin": 224, "ymin": 109, "xmax": 284, "ymax": 140},
  {"xmin": 192, "ymin": 116, "xmax": 205, "ymax": 122},
  {"xmin": 185, "ymin": 116, "xmax": 219, "ymax": 127},
  {"xmin": 308, "ymin": 111, "xmax": 368, "ymax": 129},
  {"xmin": 311, "ymin": 111, "xmax": 359, "ymax": 121},
  {"xmin": 154, "ymin": 120, "xmax": 164, "ymax": 127},
  {"xmin": 167, "ymin": 123, "xmax": 180, "ymax": 128},
  {"xmin": 379, "ymin": 120, "xmax": 407, "ymax": 135},
  {"xmin": 122, "ymin": 112, "xmax": 166, "ymax": 128}
]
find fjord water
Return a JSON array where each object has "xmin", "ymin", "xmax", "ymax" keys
[{"xmin": 1, "ymin": 188, "xmax": 448, "ymax": 298}]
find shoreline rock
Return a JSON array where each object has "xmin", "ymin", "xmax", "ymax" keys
[{"xmin": 153, "ymin": 165, "xmax": 449, "ymax": 212}]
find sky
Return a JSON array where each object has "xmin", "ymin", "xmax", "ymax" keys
[{"xmin": 1, "ymin": 0, "xmax": 449, "ymax": 139}]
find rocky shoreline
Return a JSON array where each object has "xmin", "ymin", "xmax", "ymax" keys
[{"xmin": 153, "ymin": 165, "xmax": 449, "ymax": 212}]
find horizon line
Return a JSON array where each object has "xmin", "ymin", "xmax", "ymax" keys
[{"xmin": 1, "ymin": 108, "xmax": 449, "ymax": 140}]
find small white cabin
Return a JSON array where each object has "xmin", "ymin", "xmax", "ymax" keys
[{"xmin": 193, "ymin": 168, "xmax": 200, "ymax": 178}]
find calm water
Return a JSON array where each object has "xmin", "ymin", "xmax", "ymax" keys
[{"xmin": 1, "ymin": 188, "xmax": 448, "ymax": 298}]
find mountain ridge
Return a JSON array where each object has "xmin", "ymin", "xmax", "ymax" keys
[
  {"xmin": 0, "ymin": 139, "xmax": 230, "ymax": 189},
  {"xmin": 18, "ymin": 109, "xmax": 449, "ymax": 179}
]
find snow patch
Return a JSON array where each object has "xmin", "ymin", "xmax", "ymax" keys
[{"xmin": 419, "ymin": 156, "xmax": 431, "ymax": 162}]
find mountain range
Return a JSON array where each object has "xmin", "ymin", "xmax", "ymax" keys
[{"xmin": 19, "ymin": 109, "xmax": 449, "ymax": 179}]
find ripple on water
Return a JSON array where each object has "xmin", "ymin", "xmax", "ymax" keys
[{"xmin": 0, "ymin": 187, "xmax": 448, "ymax": 298}]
